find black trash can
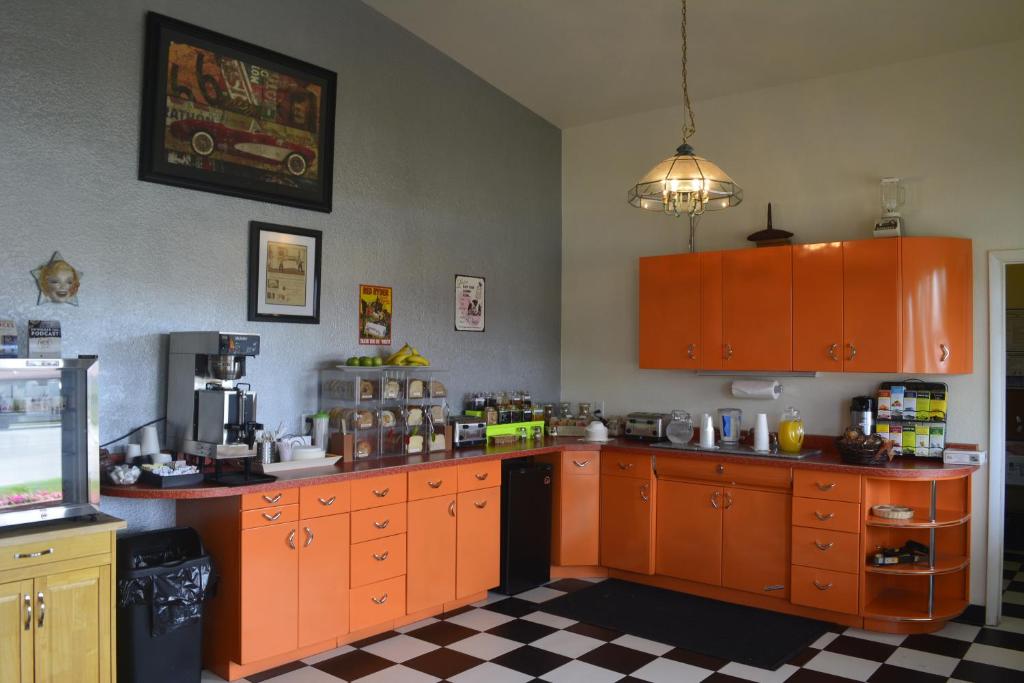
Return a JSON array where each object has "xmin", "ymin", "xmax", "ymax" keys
[{"xmin": 117, "ymin": 527, "xmax": 214, "ymax": 683}]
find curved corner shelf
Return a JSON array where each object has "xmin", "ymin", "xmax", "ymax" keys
[
  {"xmin": 865, "ymin": 508, "xmax": 970, "ymax": 529},
  {"xmin": 865, "ymin": 555, "xmax": 969, "ymax": 576},
  {"xmin": 863, "ymin": 589, "xmax": 968, "ymax": 622}
]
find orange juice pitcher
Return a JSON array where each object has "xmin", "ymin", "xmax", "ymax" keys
[{"xmin": 778, "ymin": 406, "xmax": 805, "ymax": 453}]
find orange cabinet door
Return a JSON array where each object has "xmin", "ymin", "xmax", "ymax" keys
[
  {"xmin": 599, "ymin": 475, "xmax": 655, "ymax": 574},
  {"xmin": 843, "ymin": 239, "xmax": 900, "ymax": 372},
  {"xmin": 456, "ymin": 487, "xmax": 500, "ymax": 598},
  {"xmin": 407, "ymin": 495, "xmax": 457, "ymax": 613},
  {"xmin": 793, "ymin": 242, "xmax": 844, "ymax": 371},
  {"xmin": 901, "ymin": 237, "xmax": 973, "ymax": 374},
  {"xmin": 722, "ymin": 488, "xmax": 791, "ymax": 599},
  {"xmin": 638, "ymin": 253, "xmax": 701, "ymax": 369},
  {"xmin": 558, "ymin": 472, "xmax": 600, "ymax": 566},
  {"xmin": 722, "ymin": 246, "xmax": 793, "ymax": 370},
  {"xmin": 700, "ymin": 251, "xmax": 724, "ymax": 370},
  {"xmin": 240, "ymin": 523, "xmax": 298, "ymax": 663},
  {"xmin": 655, "ymin": 480, "xmax": 722, "ymax": 585},
  {"xmin": 298, "ymin": 514, "xmax": 349, "ymax": 647}
]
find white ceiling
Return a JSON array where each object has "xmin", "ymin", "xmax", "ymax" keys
[{"xmin": 364, "ymin": 0, "xmax": 1024, "ymax": 128}]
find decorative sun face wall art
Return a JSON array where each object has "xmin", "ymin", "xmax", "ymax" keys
[{"xmin": 31, "ymin": 251, "xmax": 82, "ymax": 306}]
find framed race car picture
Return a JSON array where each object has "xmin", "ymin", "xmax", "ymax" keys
[{"xmin": 139, "ymin": 13, "xmax": 337, "ymax": 212}]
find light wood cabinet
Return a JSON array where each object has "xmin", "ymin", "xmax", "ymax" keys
[
  {"xmin": 638, "ymin": 253, "xmax": 701, "ymax": 369},
  {"xmin": 655, "ymin": 480, "xmax": 722, "ymax": 585},
  {"xmin": 600, "ymin": 469, "xmax": 655, "ymax": 574},
  {"xmin": 456, "ymin": 487, "xmax": 500, "ymax": 598},
  {"xmin": 1, "ymin": 579, "xmax": 35, "ymax": 683},
  {"xmin": 34, "ymin": 566, "xmax": 108, "ymax": 683}
]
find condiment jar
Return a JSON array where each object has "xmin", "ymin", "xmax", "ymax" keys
[
  {"xmin": 778, "ymin": 406, "xmax": 805, "ymax": 453},
  {"xmin": 665, "ymin": 410, "xmax": 694, "ymax": 445}
]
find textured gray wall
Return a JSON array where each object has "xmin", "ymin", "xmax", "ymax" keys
[{"xmin": 0, "ymin": 1, "xmax": 561, "ymax": 529}]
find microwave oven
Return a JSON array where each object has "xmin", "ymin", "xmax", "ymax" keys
[{"xmin": 0, "ymin": 358, "xmax": 100, "ymax": 528}]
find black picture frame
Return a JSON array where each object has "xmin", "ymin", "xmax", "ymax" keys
[
  {"xmin": 248, "ymin": 221, "xmax": 322, "ymax": 324},
  {"xmin": 139, "ymin": 12, "xmax": 337, "ymax": 212}
]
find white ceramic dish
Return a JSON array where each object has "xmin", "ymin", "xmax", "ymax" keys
[
  {"xmin": 258, "ymin": 456, "xmax": 341, "ymax": 473},
  {"xmin": 291, "ymin": 446, "xmax": 326, "ymax": 461}
]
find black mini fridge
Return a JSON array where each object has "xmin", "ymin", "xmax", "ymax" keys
[{"xmin": 498, "ymin": 458, "xmax": 553, "ymax": 594}]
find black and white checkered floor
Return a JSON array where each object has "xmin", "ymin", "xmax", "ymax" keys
[{"xmin": 205, "ymin": 554, "xmax": 1024, "ymax": 683}]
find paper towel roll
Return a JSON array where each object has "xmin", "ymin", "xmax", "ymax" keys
[{"xmin": 731, "ymin": 380, "xmax": 783, "ymax": 400}]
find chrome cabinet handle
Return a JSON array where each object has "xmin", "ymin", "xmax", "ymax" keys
[
  {"xmin": 940, "ymin": 344, "xmax": 950, "ymax": 362},
  {"xmin": 371, "ymin": 593, "xmax": 389, "ymax": 605},
  {"xmin": 814, "ymin": 540, "xmax": 834, "ymax": 551},
  {"xmin": 813, "ymin": 580, "xmax": 833, "ymax": 591},
  {"xmin": 304, "ymin": 526, "xmax": 314, "ymax": 547},
  {"xmin": 287, "ymin": 529, "xmax": 297, "ymax": 549},
  {"xmin": 764, "ymin": 584, "xmax": 785, "ymax": 592},
  {"xmin": 847, "ymin": 343, "xmax": 857, "ymax": 361},
  {"xmin": 710, "ymin": 491, "xmax": 720, "ymax": 509},
  {"xmin": 814, "ymin": 511, "xmax": 835, "ymax": 521},
  {"xmin": 318, "ymin": 496, "xmax": 336, "ymax": 506},
  {"xmin": 37, "ymin": 592, "xmax": 45, "ymax": 628},
  {"xmin": 374, "ymin": 519, "xmax": 390, "ymax": 529},
  {"xmin": 827, "ymin": 343, "xmax": 839, "ymax": 362},
  {"xmin": 572, "ymin": 459, "xmax": 591, "ymax": 468},
  {"xmin": 373, "ymin": 488, "xmax": 390, "ymax": 498},
  {"xmin": 263, "ymin": 511, "xmax": 282, "ymax": 522},
  {"xmin": 448, "ymin": 500, "xmax": 456, "ymax": 517},
  {"xmin": 474, "ymin": 500, "xmax": 488, "ymax": 509},
  {"xmin": 687, "ymin": 343, "xmax": 696, "ymax": 360},
  {"xmin": 427, "ymin": 480, "xmax": 443, "ymax": 489},
  {"xmin": 723, "ymin": 492, "xmax": 733, "ymax": 509},
  {"xmin": 716, "ymin": 464, "xmax": 725, "ymax": 474},
  {"xmin": 24, "ymin": 594, "xmax": 31, "ymax": 631},
  {"xmin": 618, "ymin": 462, "xmax": 634, "ymax": 471},
  {"xmin": 815, "ymin": 482, "xmax": 836, "ymax": 491},
  {"xmin": 263, "ymin": 493, "xmax": 282, "ymax": 504},
  {"xmin": 640, "ymin": 484, "xmax": 649, "ymax": 504},
  {"xmin": 475, "ymin": 472, "xmax": 489, "ymax": 481},
  {"xmin": 14, "ymin": 547, "xmax": 54, "ymax": 560},
  {"xmin": 724, "ymin": 343, "xmax": 734, "ymax": 360},
  {"xmin": 373, "ymin": 550, "xmax": 389, "ymax": 561}
]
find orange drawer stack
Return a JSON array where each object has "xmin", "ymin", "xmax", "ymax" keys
[{"xmin": 348, "ymin": 473, "xmax": 408, "ymax": 632}]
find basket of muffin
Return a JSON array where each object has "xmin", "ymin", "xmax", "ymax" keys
[
  {"xmin": 327, "ymin": 397, "xmax": 451, "ymax": 459},
  {"xmin": 836, "ymin": 426, "xmax": 897, "ymax": 466}
]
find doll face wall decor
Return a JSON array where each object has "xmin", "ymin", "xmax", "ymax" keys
[{"xmin": 32, "ymin": 252, "xmax": 82, "ymax": 306}]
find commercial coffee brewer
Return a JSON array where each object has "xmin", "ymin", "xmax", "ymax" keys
[{"xmin": 167, "ymin": 331, "xmax": 274, "ymax": 485}]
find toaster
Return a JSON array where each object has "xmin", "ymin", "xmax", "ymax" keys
[
  {"xmin": 451, "ymin": 416, "xmax": 487, "ymax": 448},
  {"xmin": 624, "ymin": 412, "xmax": 669, "ymax": 441}
]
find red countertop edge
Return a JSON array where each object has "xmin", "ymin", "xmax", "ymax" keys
[{"xmin": 101, "ymin": 436, "xmax": 978, "ymax": 500}]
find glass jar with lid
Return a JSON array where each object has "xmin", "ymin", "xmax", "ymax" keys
[
  {"xmin": 559, "ymin": 402, "xmax": 573, "ymax": 419},
  {"xmin": 665, "ymin": 410, "xmax": 694, "ymax": 445},
  {"xmin": 577, "ymin": 402, "xmax": 593, "ymax": 422},
  {"xmin": 778, "ymin": 406, "xmax": 805, "ymax": 453}
]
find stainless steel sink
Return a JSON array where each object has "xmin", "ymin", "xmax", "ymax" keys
[{"xmin": 650, "ymin": 441, "xmax": 822, "ymax": 460}]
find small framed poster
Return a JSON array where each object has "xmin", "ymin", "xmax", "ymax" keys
[
  {"xmin": 455, "ymin": 274, "xmax": 485, "ymax": 332},
  {"xmin": 248, "ymin": 221, "xmax": 321, "ymax": 324},
  {"xmin": 359, "ymin": 284, "xmax": 393, "ymax": 345}
]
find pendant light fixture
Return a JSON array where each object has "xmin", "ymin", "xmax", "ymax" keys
[{"xmin": 627, "ymin": 0, "xmax": 742, "ymax": 252}]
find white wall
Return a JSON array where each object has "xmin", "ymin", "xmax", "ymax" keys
[{"xmin": 562, "ymin": 40, "xmax": 1024, "ymax": 604}]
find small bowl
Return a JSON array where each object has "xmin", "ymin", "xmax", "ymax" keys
[{"xmin": 292, "ymin": 446, "xmax": 326, "ymax": 461}]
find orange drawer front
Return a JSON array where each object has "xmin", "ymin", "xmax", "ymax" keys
[
  {"xmin": 408, "ymin": 466, "xmax": 457, "ymax": 500},
  {"xmin": 562, "ymin": 451, "xmax": 600, "ymax": 475},
  {"xmin": 600, "ymin": 451, "xmax": 653, "ymax": 479},
  {"xmin": 300, "ymin": 482, "xmax": 351, "ymax": 518},
  {"xmin": 350, "ymin": 576, "xmax": 406, "ymax": 632},
  {"xmin": 791, "ymin": 526, "xmax": 860, "ymax": 574},
  {"xmin": 351, "ymin": 503, "xmax": 408, "ymax": 544},
  {"xmin": 793, "ymin": 470, "xmax": 861, "ymax": 503},
  {"xmin": 351, "ymin": 473, "xmax": 407, "ymax": 511},
  {"xmin": 458, "ymin": 459, "xmax": 502, "ymax": 491},
  {"xmin": 791, "ymin": 565, "xmax": 859, "ymax": 615},
  {"xmin": 792, "ymin": 497, "xmax": 861, "ymax": 534},
  {"xmin": 656, "ymin": 457, "xmax": 791, "ymax": 489},
  {"xmin": 241, "ymin": 504, "xmax": 299, "ymax": 529},
  {"xmin": 351, "ymin": 534, "xmax": 407, "ymax": 588},
  {"xmin": 242, "ymin": 488, "xmax": 299, "ymax": 510}
]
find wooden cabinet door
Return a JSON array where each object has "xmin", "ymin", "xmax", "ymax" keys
[
  {"xmin": 240, "ymin": 523, "xmax": 298, "ymax": 663},
  {"xmin": 34, "ymin": 566, "xmax": 107, "ymax": 683},
  {"xmin": 298, "ymin": 514, "xmax": 349, "ymax": 647},
  {"xmin": 700, "ymin": 251, "xmax": 724, "ymax": 370},
  {"xmin": 793, "ymin": 243, "xmax": 844, "ymax": 371},
  {"xmin": 456, "ymin": 487, "xmax": 500, "ymax": 599},
  {"xmin": 638, "ymin": 254, "xmax": 701, "ymax": 369},
  {"xmin": 722, "ymin": 488, "xmax": 790, "ymax": 599},
  {"xmin": 1, "ymin": 579, "xmax": 33, "ymax": 683},
  {"xmin": 408, "ymin": 495, "xmax": 457, "ymax": 613},
  {"xmin": 599, "ymin": 475, "xmax": 655, "ymax": 574},
  {"xmin": 722, "ymin": 246, "xmax": 793, "ymax": 370},
  {"xmin": 901, "ymin": 237, "xmax": 973, "ymax": 374},
  {"xmin": 558, "ymin": 473, "xmax": 600, "ymax": 566},
  {"xmin": 655, "ymin": 481, "xmax": 722, "ymax": 585},
  {"xmin": 843, "ymin": 239, "xmax": 900, "ymax": 372}
]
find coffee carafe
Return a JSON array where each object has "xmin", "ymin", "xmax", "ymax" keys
[{"xmin": 851, "ymin": 396, "xmax": 875, "ymax": 435}]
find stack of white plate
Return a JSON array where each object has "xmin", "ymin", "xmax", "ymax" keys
[{"xmin": 292, "ymin": 446, "xmax": 326, "ymax": 461}]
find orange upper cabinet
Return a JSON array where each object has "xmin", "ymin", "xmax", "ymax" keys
[
  {"xmin": 722, "ymin": 246, "xmax": 793, "ymax": 370},
  {"xmin": 638, "ymin": 253, "xmax": 701, "ymax": 369},
  {"xmin": 793, "ymin": 243, "xmax": 844, "ymax": 371},
  {"xmin": 600, "ymin": 473, "xmax": 655, "ymax": 574},
  {"xmin": 843, "ymin": 239, "xmax": 901, "ymax": 372},
  {"xmin": 901, "ymin": 237, "xmax": 973, "ymax": 374},
  {"xmin": 700, "ymin": 251, "xmax": 724, "ymax": 370}
]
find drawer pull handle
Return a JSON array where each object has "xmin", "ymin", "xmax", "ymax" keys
[
  {"xmin": 618, "ymin": 462, "xmax": 634, "ymax": 471},
  {"xmin": 37, "ymin": 592, "xmax": 45, "ymax": 628},
  {"xmin": 827, "ymin": 343, "xmax": 839, "ymax": 362},
  {"xmin": 263, "ymin": 493, "xmax": 283, "ymax": 504},
  {"xmin": 640, "ymin": 484, "xmax": 649, "ymax": 504},
  {"xmin": 374, "ymin": 519, "xmax": 390, "ymax": 529},
  {"xmin": 263, "ymin": 511, "xmax": 283, "ymax": 522},
  {"xmin": 716, "ymin": 464, "xmax": 725, "ymax": 474},
  {"xmin": 572, "ymin": 459, "xmax": 591, "ymax": 467},
  {"xmin": 940, "ymin": 343, "xmax": 950, "ymax": 362},
  {"xmin": 764, "ymin": 584, "xmax": 785, "ymax": 592},
  {"xmin": 724, "ymin": 343, "xmax": 734, "ymax": 360},
  {"xmin": 287, "ymin": 529, "xmax": 297, "ymax": 550},
  {"xmin": 373, "ymin": 550, "xmax": 389, "ymax": 561},
  {"xmin": 814, "ymin": 511, "xmax": 835, "ymax": 522},
  {"xmin": 427, "ymin": 480, "xmax": 443, "ymax": 488},
  {"xmin": 847, "ymin": 343, "xmax": 857, "ymax": 362},
  {"xmin": 813, "ymin": 580, "xmax": 833, "ymax": 591},
  {"xmin": 474, "ymin": 500, "xmax": 488, "ymax": 509},
  {"xmin": 814, "ymin": 540, "xmax": 834, "ymax": 551},
  {"xmin": 23, "ymin": 594, "xmax": 31, "ymax": 631},
  {"xmin": 475, "ymin": 472, "xmax": 489, "ymax": 481},
  {"xmin": 318, "ymin": 496, "xmax": 336, "ymax": 506},
  {"xmin": 710, "ymin": 491, "xmax": 720, "ymax": 509},
  {"xmin": 723, "ymin": 492, "xmax": 733, "ymax": 509},
  {"xmin": 14, "ymin": 547, "xmax": 54, "ymax": 560},
  {"xmin": 448, "ymin": 500, "xmax": 456, "ymax": 517},
  {"xmin": 815, "ymin": 482, "xmax": 836, "ymax": 491},
  {"xmin": 687, "ymin": 343, "xmax": 697, "ymax": 359},
  {"xmin": 373, "ymin": 488, "xmax": 390, "ymax": 498},
  {"xmin": 371, "ymin": 593, "xmax": 389, "ymax": 605},
  {"xmin": 304, "ymin": 526, "xmax": 314, "ymax": 547}
]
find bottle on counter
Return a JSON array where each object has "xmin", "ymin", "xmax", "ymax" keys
[{"xmin": 778, "ymin": 406, "xmax": 805, "ymax": 453}]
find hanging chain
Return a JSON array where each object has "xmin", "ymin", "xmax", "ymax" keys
[{"xmin": 680, "ymin": 0, "xmax": 696, "ymax": 143}]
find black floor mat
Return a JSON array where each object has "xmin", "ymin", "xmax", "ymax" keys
[{"xmin": 538, "ymin": 579, "xmax": 832, "ymax": 670}]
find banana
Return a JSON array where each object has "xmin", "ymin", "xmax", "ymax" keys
[
  {"xmin": 405, "ymin": 354, "xmax": 430, "ymax": 366},
  {"xmin": 385, "ymin": 343, "xmax": 413, "ymax": 365}
]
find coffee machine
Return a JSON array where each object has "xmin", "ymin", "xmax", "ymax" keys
[{"xmin": 167, "ymin": 332, "xmax": 267, "ymax": 478}]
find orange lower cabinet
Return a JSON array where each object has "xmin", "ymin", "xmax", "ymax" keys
[
  {"xmin": 558, "ymin": 473, "xmax": 600, "ymax": 566},
  {"xmin": 721, "ymin": 488, "xmax": 791, "ymax": 599},
  {"xmin": 298, "ymin": 514, "xmax": 349, "ymax": 647},
  {"xmin": 350, "ymin": 576, "xmax": 406, "ymax": 632},
  {"xmin": 655, "ymin": 480, "xmax": 722, "ymax": 585},
  {"xmin": 351, "ymin": 534, "xmax": 407, "ymax": 589},
  {"xmin": 791, "ymin": 565, "xmax": 858, "ymax": 614},
  {"xmin": 240, "ymin": 522, "xmax": 299, "ymax": 663},
  {"xmin": 456, "ymin": 487, "xmax": 500, "ymax": 598},
  {"xmin": 600, "ymin": 474, "xmax": 655, "ymax": 575},
  {"xmin": 407, "ymin": 496, "xmax": 457, "ymax": 613}
]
